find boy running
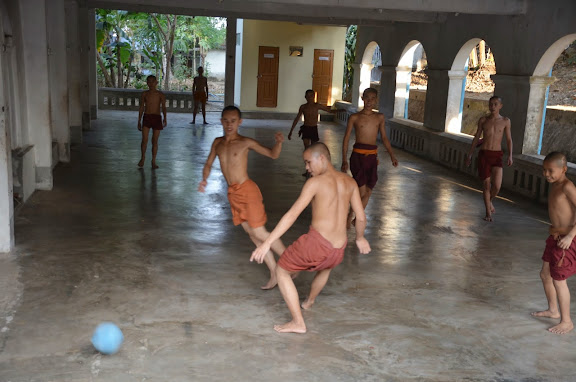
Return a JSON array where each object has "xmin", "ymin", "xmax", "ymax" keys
[
  {"xmin": 466, "ymin": 96, "xmax": 513, "ymax": 222},
  {"xmin": 531, "ymin": 152, "xmax": 576, "ymax": 334},
  {"xmin": 251, "ymin": 142, "xmax": 371, "ymax": 333},
  {"xmin": 137, "ymin": 75, "xmax": 167, "ymax": 169},
  {"xmin": 199, "ymin": 106, "xmax": 286, "ymax": 289},
  {"xmin": 341, "ymin": 87, "xmax": 398, "ymax": 227}
]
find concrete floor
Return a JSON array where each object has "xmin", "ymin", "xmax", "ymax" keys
[{"xmin": 0, "ymin": 110, "xmax": 574, "ymax": 381}]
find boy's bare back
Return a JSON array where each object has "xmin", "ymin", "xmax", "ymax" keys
[
  {"xmin": 142, "ymin": 89, "xmax": 165, "ymax": 115},
  {"xmin": 308, "ymin": 171, "xmax": 359, "ymax": 248},
  {"xmin": 477, "ymin": 115, "xmax": 510, "ymax": 151}
]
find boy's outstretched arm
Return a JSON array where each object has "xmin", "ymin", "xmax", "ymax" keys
[
  {"xmin": 505, "ymin": 118, "xmax": 513, "ymax": 166},
  {"xmin": 341, "ymin": 115, "xmax": 356, "ymax": 172},
  {"xmin": 378, "ymin": 115, "xmax": 398, "ymax": 167},
  {"xmin": 249, "ymin": 133, "xmax": 284, "ymax": 159},
  {"xmin": 466, "ymin": 118, "xmax": 485, "ymax": 166},
  {"xmin": 350, "ymin": 185, "xmax": 371, "ymax": 254},
  {"xmin": 137, "ymin": 92, "xmax": 146, "ymax": 131},
  {"xmin": 558, "ymin": 182, "xmax": 576, "ymax": 249},
  {"xmin": 288, "ymin": 106, "xmax": 304, "ymax": 140},
  {"xmin": 250, "ymin": 180, "xmax": 318, "ymax": 263},
  {"xmin": 198, "ymin": 139, "xmax": 218, "ymax": 192}
]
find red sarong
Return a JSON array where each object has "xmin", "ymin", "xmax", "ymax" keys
[
  {"xmin": 477, "ymin": 150, "xmax": 503, "ymax": 180},
  {"xmin": 350, "ymin": 143, "xmax": 378, "ymax": 189},
  {"xmin": 542, "ymin": 235, "xmax": 576, "ymax": 281},
  {"xmin": 277, "ymin": 227, "xmax": 347, "ymax": 272},
  {"xmin": 194, "ymin": 91, "xmax": 207, "ymax": 104},
  {"xmin": 227, "ymin": 179, "xmax": 267, "ymax": 228},
  {"xmin": 142, "ymin": 114, "xmax": 163, "ymax": 130}
]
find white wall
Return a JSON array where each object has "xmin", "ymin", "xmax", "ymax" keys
[
  {"xmin": 234, "ymin": 19, "xmax": 243, "ymax": 106},
  {"xmin": 205, "ymin": 50, "xmax": 226, "ymax": 80}
]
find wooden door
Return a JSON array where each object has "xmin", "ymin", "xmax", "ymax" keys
[
  {"xmin": 312, "ymin": 49, "xmax": 334, "ymax": 105},
  {"xmin": 256, "ymin": 46, "xmax": 279, "ymax": 108}
]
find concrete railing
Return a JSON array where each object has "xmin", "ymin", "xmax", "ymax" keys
[{"xmin": 98, "ymin": 88, "xmax": 195, "ymax": 113}]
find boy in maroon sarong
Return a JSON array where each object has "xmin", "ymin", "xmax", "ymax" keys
[
  {"xmin": 137, "ymin": 75, "xmax": 167, "ymax": 169},
  {"xmin": 466, "ymin": 96, "xmax": 513, "ymax": 221},
  {"xmin": 341, "ymin": 88, "xmax": 398, "ymax": 227},
  {"xmin": 251, "ymin": 143, "xmax": 371, "ymax": 334},
  {"xmin": 531, "ymin": 152, "xmax": 576, "ymax": 334}
]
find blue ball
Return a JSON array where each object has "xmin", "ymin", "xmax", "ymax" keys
[{"xmin": 91, "ymin": 322, "xmax": 124, "ymax": 355}]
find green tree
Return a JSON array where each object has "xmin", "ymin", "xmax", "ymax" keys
[{"xmin": 343, "ymin": 25, "xmax": 357, "ymax": 102}]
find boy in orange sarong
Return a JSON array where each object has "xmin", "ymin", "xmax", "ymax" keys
[
  {"xmin": 341, "ymin": 87, "xmax": 398, "ymax": 228},
  {"xmin": 251, "ymin": 142, "xmax": 371, "ymax": 334},
  {"xmin": 198, "ymin": 106, "xmax": 286, "ymax": 290}
]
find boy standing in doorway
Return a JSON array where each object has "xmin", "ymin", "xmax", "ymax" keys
[{"xmin": 137, "ymin": 75, "xmax": 167, "ymax": 169}]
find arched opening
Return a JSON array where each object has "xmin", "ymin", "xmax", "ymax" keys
[
  {"xmin": 393, "ymin": 40, "xmax": 427, "ymax": 122},
  {"xmin": 357, "ymin": 41, "xmax": 379, "ymax": 107},
  {"xmin": 526, "ymin": 35, "xmax": 576, "ymax": 159},
  {"xmin": 446, "ymin": 39, "xmax": 496, "ymax": 135}
]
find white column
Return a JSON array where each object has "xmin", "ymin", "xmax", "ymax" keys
[
  {"xmin": 523, "ymin": 75, "xmax": 557, "ymax": 155},
  {"xmin": 357, "ymin": 63, "xmax": 374, "ymax": 108},
  {"xmin": 0, "ymin": 46, "xmax": 15, "ymax": 252},
  {"xmin": 445, "ymin": 70, "xmax": 467, "ymax": 133},
  {"xmin": 88, "ymin": 8, "xmax": 98, "ymax": 120},
  {"xmin": 224, "ymin": 17, "xmax": 237, "ymax": 107},
  {"xmin": 351, "ymin": 63, "xmax": 361, "ymax": 108},
  {"xmin": 393, "ymin": 65, "xmax": 411, "ymax": 118},
  {"xmin": 47, "ymin": 0, "xmax": 70, "ymax": 162},
  {"xmin": 66, "ymin": 0, "xmax": 83, "ymax": 144},
  {"xmin": 19, "ymin": 0, "xmax": 53, "ymax": 189}
]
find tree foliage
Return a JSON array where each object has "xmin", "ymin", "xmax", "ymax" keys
[
  {"xmin": 96, "ymin": 9, "xmax": 226, "ymax": 90},
  {"xmin": 343, "ymin": 25, "xmax": 357, "ymax": 102}
]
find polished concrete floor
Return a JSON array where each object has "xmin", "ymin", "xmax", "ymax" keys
[{"xmin": 0, "ymin": 110, "xmax": 574, "ymax": 382}]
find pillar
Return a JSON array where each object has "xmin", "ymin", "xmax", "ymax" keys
[
  {"xmin": 423, "ymin": 68, "xmax": 450, "ymax": 132},
  {"xmin": 47, "ymin": 0, "xmax": 70, "ymax": 162},
  {"xmin": 224, "ymin": 17, "xmax": 237, "ymax": 107},
  {"xmin": 393, "ymin": 65, "xmax": 411, "ymax": 118},
  {"xmin": 445, "ymin": 70, "xmax": 467, "ymax": 134},
  {"xmin": 0, "ymin": 50, "xmax": 14, "ymax": 252},
  {"xmin": 377, "ymin": 65, "xmax": 397, "ymax": 121},
  {"xmin": 88, "ymin": 8, "xmax": 98, "ymax": 120},
  {"xmin": 65, "ymin": 0, "xmax": 83, "ymax": 144},
  {"xmin": 491, "ymin": 74, "xmax": 531, "ymax": 155},
  {"xmin": 351, "ymin": 63, "xmax": 361, "ymax": 108},
  {"xmin": 523, "ymin": 75, "xmax": 556, "ymax": 155},
  {"xmin": 19, "ymin": 0, "xmax": 53, "ymax": 189},
  {"xmin": 78, "ymin": 6, "xmax": 91, "ymax": 130},
  {"xmin": 357, "ymin": 63, "xmax": 373, "ymax": 108}
]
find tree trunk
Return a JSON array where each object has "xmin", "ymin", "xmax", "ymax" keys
[
  {"xmin": 97, "ymin": 52, "xmax": 115, "ymax": 88},
  {"xmin": 124, "ymin": 52, "xmax": 134, "ymax": 88},
  {"xmin": 479, "ymin": 40, "xmax": 486, "ymax": 66},
  {"xmin": 163, "ymin": 15, "xmax": 177, "ymax": 91}
]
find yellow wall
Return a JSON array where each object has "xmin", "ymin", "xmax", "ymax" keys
[{"xmin": 239, "ymin": 20, "xmax": 346, "ymax": 113}]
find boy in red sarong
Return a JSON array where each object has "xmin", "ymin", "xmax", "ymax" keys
[
  {"xmin": 137, "ymin": 75, "xmax": 167, "ymax": 169},
  {"xmin": 531, "ymin": 152, "xmax": 576, "ymax": 334},
  {"xmin": 251, "ymin": 142, "xmax": 371, "ymax": 334}
]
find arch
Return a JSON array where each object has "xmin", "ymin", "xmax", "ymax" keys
[
  {"xmin": 524, "ymin": 34, "xmax": 576, "ymax": 156},
  {"xmin": 357, "ymin": 41, "xmax": 380, "ymax": 107},
  {"xmin": 451, "ymin": 38, "xmax": 482, "ymax": 71},
  {"xmin": 393, "ymin": 40, "xmax": 425, "ymax": 120}
]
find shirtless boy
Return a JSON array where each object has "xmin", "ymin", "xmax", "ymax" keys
[
  {"xmin": 288, "ymin": 90, "xmax": 340, "ymax": 176},
  {"xmin": 251, "ymin": 142, "xmax": 371, "ymax": 333},
  {"xmin": 191, "ymin": 66, "xmax": 209, "ymax": 125},
  {"xmin": 199, "ymin": 105, "xmax": 286, "ymax": 289},
  {"xmin": 466, "ymin": 96, "xmax": 513, "ymax": 222},
  {"xmin": 341, "ymin": 88, "xmax": 398, "ymax": 227},
  {"xmin": 531, "ymin": 152, "xmax": 576, "ymax": 335},
  {"xmin": 137, "ymin": 75, "xmax": 167, "ymax": 169}
]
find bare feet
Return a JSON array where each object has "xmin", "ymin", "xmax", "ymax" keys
[
  {"xmin": 261, "ymin": 275, "xmax": 278, "ymax": 290},
  {"xmin": 531, "ymin": 310, "xmax": 561, "ymax": 319},
  {"xmin": 483, "ymin": 213, "xmax": 493, "ymax": 222},
  {"xmin": 203, "ymin": 121, "xmax": 209, "ymax": 125},
  {"xmin": 491, "ymin": 203, "xmax": 496, "ymax": 214},
  {"xmin": 138, "ymin": 159, "xmax": 144, "ymax": 167},
  {"xmin": 301, "ymin": 299, "xmax": 315, "ymax": 310},
  {"xmin": 151, "ymin": 163, "xmax": 159, "ymax": 169},
  {"xmin": 274, "ymin": 320, "xmax": 307, "ymax": 334},
  {"xmin": 548, "ymin": 321, "xmax": 574, "ymax": 334}
]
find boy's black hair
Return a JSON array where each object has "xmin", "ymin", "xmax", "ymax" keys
[{"xmin": 222, "ymin": 105, "xmax": 242, "ymax": 119}]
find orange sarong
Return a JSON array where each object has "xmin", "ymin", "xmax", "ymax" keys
[
  {"xmin": 277, "ymin": 227, "xmax": 347, "ymax": 272},
  {"xmin": 227, "ymin": 179, "xmax": 267, "ymax": 228}
]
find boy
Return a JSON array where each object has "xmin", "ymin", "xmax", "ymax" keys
[
  {"xmin": 137, "ymin": 75, "xmax": 167, "ymax": 169},
  {"xmin": 341, "ymin": 87, "xmax": 398, "ymax": 227},
  {"xmin": 191, "ymin": 66, "xmax": 209, "ymax": 125},
  {"xmin": 251, "ymin": 142, "xmax": 371, "ymax": 333},
  {"xmin": 531, "ymin": 152, "xmax": 576, "ymax": 335},
  {"xmin": 465, "ymin": 96, "xmax": 513, "ymax": 222},
  {"xmin": 288, "ymin": 90, "xmax": 340, "ymax": 176},
  {"xmin": 199, "ymin": 106, "xmax": 286, "ymax": 289}
]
